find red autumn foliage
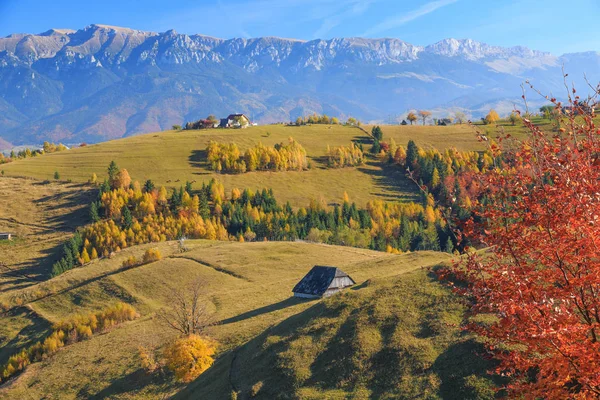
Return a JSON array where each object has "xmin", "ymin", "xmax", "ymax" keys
[{"xmin": 453, "ymin": 83, "xmax": 600, "ymax": 398}]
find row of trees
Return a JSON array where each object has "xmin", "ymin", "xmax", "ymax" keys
[
  {"xmin": 206, "ymin": 138, "xmax": 308, "ymax": 173},
  {"xmin": 0, "ymin": 302, "xmax": 137, "ymax": 383},
  {"xmin": 326, "ymin": 143, "xmax": 365, "ymax": 168},
  {"xmin": 1, "ymin": 141, "xmax": 68, "ymax": 164},
  {"xmin": 295, "ymin": 114, "xmax": 341, "ymax": 125}
]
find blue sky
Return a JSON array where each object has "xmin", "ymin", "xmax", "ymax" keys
[{"xmin": 0, "ymin": 0, "xmax": 598, "ymax": 54}]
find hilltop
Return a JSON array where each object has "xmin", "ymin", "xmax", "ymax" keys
[{"xmin": 1, "ymin": 23, "xmax": 599, "ymax": 146}]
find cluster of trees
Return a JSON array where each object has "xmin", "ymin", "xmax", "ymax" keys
[
  {"xmin": 184, "ymin": 115, "xmax": 219, "ymax": 130},
  {"xmin": 401, "ymin": 111, "xmax": 468, "ymax": 126},
  {"xmin": 0, "ymin": 302, "xmax": 137, "ymax": 383},
  {"xmin": 206, "ymin": 138, "xmax": 308, "ymax": 173},
  {"xmin": 1, "ymin": 142, "xmax": 68, "ymax": 164},
  {"xmin": 51, "ymin": 232, "xmax": 87, "ymax": 277},
  {"xmin": 326, "ymin": 143, "xmax": 365, "ymax": 168},
  {"xmin": 50, "ymin": 158, "xmax": 453, "ymax": 278},
  {"xmin": 482, "ymin": 109, "xmax": 500, "ymax": 125},
  {"xmin": 121, "ymin": 248, "xmax": 162, "ymax": 270},
  {"xmin": 385, "ymin": 140, "xmax": 496, "ymax": 225},
  {"xmin": 295, "ymin": 114, "xmax": 340, "ymax": 125}
]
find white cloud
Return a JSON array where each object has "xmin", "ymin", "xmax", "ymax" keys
[{"xmin": 362, "ymin": 0, "xmax": 459, "ymax": 37}]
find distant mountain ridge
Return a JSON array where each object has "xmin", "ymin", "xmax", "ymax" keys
[{"xmin": 0, "ymin": 24, "xmax": 598, "ymax": 148}]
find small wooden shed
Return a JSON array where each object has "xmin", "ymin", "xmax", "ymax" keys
[
  {"xmin": 292, "ymin": 266, "xmax": 355, "ymax": 299},
  {"xmin": 0, "ymin": 233, "xmax": 12, "ymax": 240}
]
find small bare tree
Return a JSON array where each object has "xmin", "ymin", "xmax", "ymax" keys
[{"xmin": 157, "ymin": 278, "xmax": 213, "ymax": 336}]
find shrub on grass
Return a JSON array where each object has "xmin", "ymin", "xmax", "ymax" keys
[{"xmin": 142, "ymin": 248, "xmax": 161, "ymax": 263}]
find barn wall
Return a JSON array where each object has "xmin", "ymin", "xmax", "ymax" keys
[
  {"xmin": 329, "ymin": 276, "xmax": 354, "ymax": 290},
  {"xmin": 294, "ymin": 292, "xmax": 320, "ymax": 299}
]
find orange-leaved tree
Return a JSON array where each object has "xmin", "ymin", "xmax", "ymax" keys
[{"xmin": 454, "ymin": 86, "xmax": 600, "ymax": 398}]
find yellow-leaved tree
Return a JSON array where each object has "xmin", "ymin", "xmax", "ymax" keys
[
  {"xmin": 485, "ymin": 109, "xmax": 500, "ymax": 125},
  {"xmin": 163, "ymin": 335, "xmax": 216, "ymax": 382}
]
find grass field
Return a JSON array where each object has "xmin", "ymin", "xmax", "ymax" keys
[
  {"xmin": 0, "ymin": 178, "xmax": 95, "ymax": 293},
  {"xmin": 0, "ymin": 240, "xmax": 461, "ymax": 399},
  {"xmin": 0, "ymin": 120, "xmax": 551, "ymax": 398},
  {"xmin": 0, "ymin": 123, "xmax": 508, "ymax": 208}
]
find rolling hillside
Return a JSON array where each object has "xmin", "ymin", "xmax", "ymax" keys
[
  {"xmin": 0, "ymin": 239, "xmax": 481, "ymax": 399},
  {"xmin": 0, "ymin": 122, "xmax": 508, "ymax": 398},
  {"xmin": 0, "ymin": 123, "xmax": 501, "ymax": 208}
]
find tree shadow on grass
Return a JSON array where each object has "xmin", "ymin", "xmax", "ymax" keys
[
  {"xmin": 0, "ymin": 239, "xmax": 66, "ymax": 292},
  {"xmin": 188, "ymin": 150, "xmax": 211, "ymax": 176},
  {"xmin": 357, "ymin": 161, "xmax": 419, "ymax": 202},
  {"xmin": 175, "ymin": 300, "xmax": 328, "ymax": 399},
  {"xmin": 87, "ymin": 368, "xmax": 174, "ymax": 400},
  {"xmin": 0, "ymin": 307, "xmax": 53, "ymax": 366},
  {"xmin": 218, "ymin": 297, "xmax": 308, "ymax": 326},
  {"xmin": 433, "ymin": 339, "xmax": 507, "ymax": 399}
]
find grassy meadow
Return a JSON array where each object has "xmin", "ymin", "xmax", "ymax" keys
[
  {"xmin": 0, "ymin": 240, "xmax": 465, "ymax": 399},
  {"xmin": 0, "ymin": 123, "xmax": 502, "ymax": 208},
  {"xmin": 0, "ymin": 178, "xmax": 95, "ymax": 292},
  {"xmin": 0, "ymin": 120, "xmax": 546, "ymax": 398}
]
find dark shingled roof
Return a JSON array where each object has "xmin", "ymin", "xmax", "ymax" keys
[{"xmin": 292, "ymin": 266, "xmax": 354, "ymax": 296}]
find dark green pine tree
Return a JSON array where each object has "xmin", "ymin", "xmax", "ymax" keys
[
  {"xmin": 406, "ymin": 140, "xmax": 418, "ymax": 168},
  {"xmin": 371, "ymin": 125, "xmax": 383, "ymax": 141},
  {"xmin": 122, "ymin": 206, "xmax": 133, "ymax": 229},
  {"xmin": 144, "ymin": 179, "xmax": 155, "ymax": 193},
  {"xmin": 199, "ymin": 191, "xmax": 210, "ymax": 219},
  {"xmin": 107, "ymin": 161, "xmax": 119, "ymax": 183},
  {"xmin": 445, "ymin": 236, "xmax": 454, "ymax": 253},
  {"xmin": 185, "ymin": 181, "xmax": 193, "ymax": 194},
  {"xmin": 90, "ymin": 201, "xmax": 100, "ymax": 222},
  {"xmin": 371, "ymin": 139, "xmax": 381, "ymax": 154},
  {"xmin": 99, "ymin": 180, "xmax": 111, "ymax": 198}
]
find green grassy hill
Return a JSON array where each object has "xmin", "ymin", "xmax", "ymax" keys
[
  {"xmin": 0, "ymin": 124, "xmax": 498, "ymax": 208},
  {"xmin": 0, "ymin": 122, "xmax": 518, "ymax": 398},
  {"xmin": 0, "ymin": 239, "xmax": 488, "ymax": 399}
]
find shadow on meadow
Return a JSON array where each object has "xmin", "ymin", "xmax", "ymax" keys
[{"xmin": 176, "ymin": 270, "xmax": 501, "ymax": 400}]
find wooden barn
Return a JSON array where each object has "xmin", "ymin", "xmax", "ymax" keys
[{"xmin": 292, "ymin": 266, "xmax": 355, "ymax": 299}]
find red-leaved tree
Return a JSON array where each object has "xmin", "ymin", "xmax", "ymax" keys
[{"xmin": 454, "ymin": 83, "xmax": 600, "ymax": 398}]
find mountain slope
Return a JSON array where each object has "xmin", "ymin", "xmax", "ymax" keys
[{"xmin": 0, "ymin": 24, "xmax": 598, "ymax": 146}]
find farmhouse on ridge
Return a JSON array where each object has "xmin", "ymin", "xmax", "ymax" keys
[
  {"xmin": 219, "ymin": 113, "xmax": 252, "ymax": 128},
  {"xmin": 293, "ymin": 266, "xmax": 355, "ymax": 298}
]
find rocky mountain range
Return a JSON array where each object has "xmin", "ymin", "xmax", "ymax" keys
[{"xmin": 0, "ymin": 24, "xmax": 598, "ymax": 148}]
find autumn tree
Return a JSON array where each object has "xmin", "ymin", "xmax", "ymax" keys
[
  {"xmin": 484, "ymin": 109, "xmax": 500, "ymax": 125},
  {"xmin": 406, "ymin": 112, "xmax": 418, "ymax": 125},
  {"xmin": 418, "ymin": 110, "xmax": 431, "ymax": 125},
  {"xmin": 454, "ymin": 91, "xmax": 600, "ymax": 398},
  {"xmin": 158, "ymin": 278, "xmax": 213, "ymax": 336},
  {"xmin": 508, "ymin": 112, "xmax": 519, "ymax": 125},
  {"xmin": 207, "ymin": 115, "xmax": 219, "ymax": 126},
  {"xmin": 163, "ymin": 335, "xmax": 216, "ymax": 382},
  {"xmin": 111, "ymin": 168, "xmax": 131, "ymax": 189},
  {"xmin": 454, "ymin": 111, "xmax": 467, "ymax": 124}
]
